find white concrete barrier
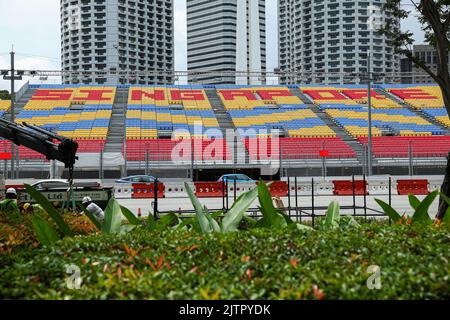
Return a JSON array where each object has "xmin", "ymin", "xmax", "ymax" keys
[
  {"xmin": 428, "ymin": 178, "xmax": 444, "ymax": 192},
  {"xmin": 114, "ymin": 183, "xmax": 133, "ymax": 199},
  {"xmin": 368, "ymin": 180, "xmax": 393, "ymax": 195},
  {"xmin": 289, "ymin": 180, "xmax": 313, "ymax": 196},
  {"xmin": 314, "ymin": 180, "xmax": 335, "ymax": 195},
  {"xmin": 165, "ymin": 182, "xmax": 193, "ymax": 198}
]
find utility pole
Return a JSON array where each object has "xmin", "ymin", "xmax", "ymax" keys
[
  {"xmin": 2, "ymin": 46, "xmax": 22, "ymax": 179},
  {"xmin": 10, "ymin": 48, "xmax": 15, "ymax": 180},
  {"xmin": 367, "ymin": 50, "xmax": 373, "ymax": 176}
]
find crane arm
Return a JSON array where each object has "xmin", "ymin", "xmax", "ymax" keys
[{"xmin": 0, "ymin": 118, "xmax": 78, "ymax": 171}]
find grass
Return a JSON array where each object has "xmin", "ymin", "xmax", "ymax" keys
[{"xmin": 1, "ymin": 221, "xmax": 449, "ymax": 300}]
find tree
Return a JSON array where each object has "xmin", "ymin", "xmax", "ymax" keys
[
  {"xmin": 0, "ymin": 90, "xmax": 10, "ymax": 100},
  {"xmin": 381, "ymin": 0, "xmax": 450, "ymax": 220}
]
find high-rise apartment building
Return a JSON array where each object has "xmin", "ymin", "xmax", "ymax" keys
[
  {"xmin": 187, "ymin": 0, "xmax": 266, "ymax": 85},
  {"xmin": 61, "ymin": 0, "xmax": 174, "ymax": 85},
  {"xmin": 278, "ymin": 0, "xmax": 399, "ymax": 84},
  {"xmin": 407, "ymin": 45, "xmax": 443, "ymax": 84}
]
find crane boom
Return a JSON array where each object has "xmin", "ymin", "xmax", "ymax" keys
[{"xmin": 0, "ymin": 118, "xmax": 78, "ymax": 171}]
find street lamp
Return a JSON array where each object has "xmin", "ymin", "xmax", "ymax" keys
[
  {"xmin": 367, "ymin": 50, "xmax": 373, "ymax": 176},
  {"xmin": 2, "ymin": 47, "xmax": 22, "ymax": 179}
]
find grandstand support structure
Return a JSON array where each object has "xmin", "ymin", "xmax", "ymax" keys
[
  {"xmin": 375, "ymin": 88, "xmax": 450, "ymax": 135},
  {"xmin": 290, "ymin": 88, "xmax": 369, "ymax": 170},
  {"xmin": 206, "ymin": 89, "xmax": 249, "ymax": 164},
  {"xmin": 104, "ymin": 88, "xmax": 128, "ymax": 153}
]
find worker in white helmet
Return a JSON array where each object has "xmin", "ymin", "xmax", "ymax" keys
[
  {"xmin": 0, "ymin": 188, "xmax": 19, "ymax": 213},
  {"xmin": 82, "ymin": 196, "xmax": 105, "ymax": 222}
]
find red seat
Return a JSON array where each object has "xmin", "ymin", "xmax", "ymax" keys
[
  {"xmin": 124, "ymin": 139, "xmax": 232, "ymax": 161},
  {"xmin": 0, "ymin": 139, "xmax": 106, "ymax": 160},
  {"xmin": 358, "ymin": 136, "xmax": 450, "ymax": 158},
  {"xmin": 244, "ymin": 137, "xmax": 357, "ymax": 160}
]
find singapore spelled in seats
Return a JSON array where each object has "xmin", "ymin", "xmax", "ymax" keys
[
  {"xmin": 15, "ymin": 85, "xmax": 115, "ymax": 156},
  {"xmin": 325, "ymin": 108, "xmax": 444, "ymax": 138},
  {"xmin": 128, "ymin": 86, "xmax": 212, "ymax": 110},
  {"xmin": 229, "ymin": 108, "xmax": 336, "ymax": 138},
  {"xmin": 126, "ymin": 107, "xmax": 222, "ymax": 139},
  {"xmin": 300, "ymin": 85, "xmax": 401, "ymax": 109},
  {"xmin": 357, "ymin": 136, "xmax": 450, "ymax": 158},
  {"xmin": 126, "ymin": 86, "xmax": 230, "ymax": 161},
  {"xmin": 383, "ymin": 84, "xmax": 444, "ymax": 109},
  {"xmin": 127, "ymin": 86, "xmax": 221, "ymax": 139},
  {"xmin": 217, "ymin": 86, "xmax": 305, "ymax": 110},
  {"xmin": 244, "ymin": 137, "xmax": 357, "ymax": 160}
]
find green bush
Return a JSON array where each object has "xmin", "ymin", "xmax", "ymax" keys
[{"xmin": 1, "ymin": 222, "xmax": 449, "ymax": 300}]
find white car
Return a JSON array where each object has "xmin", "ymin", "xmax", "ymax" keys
[
  {"xmin": 31, "ymin": 180, "xmax": 101, "ymax": 190},
  {"xmin": 31, "ymin": 179, "xmax": 69, "ymax": 190}
]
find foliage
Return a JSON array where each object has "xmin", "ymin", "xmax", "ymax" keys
[
  {"xmin": 31, "ymin": 215, "xmax": 59, "ymax": 246},
  {"xmin": 21, "ymin": 185, "xmax": 141, "ymax": 245},
  {"xmin": 24, "ymin": 184, "xmax": 73, "ymax": 237},
  {"xmin": 185, "ymin": 180, "xmax": 313, "ymax": 233},
  {"xmin": 375, "ymin": 190, "xmax": 439, "ymax": 225},
  {"xmin": 0, "ymin": 90, "xmax": 10, "ymax": 100},
  {"xmin": 0, "ymin": 223, "xmax": 448, "ymax": 300}
]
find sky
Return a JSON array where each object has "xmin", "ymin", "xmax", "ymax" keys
[{"xmin": 0, "ymin": 0, "xmax": 425, "ymax": 91}]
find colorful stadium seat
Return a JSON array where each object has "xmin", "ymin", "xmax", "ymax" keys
[
  {"xmin": 128, "ymin": 86, "xmax": 212, "ymax": 110},
  {"xmin": 300, "ymin": 85, "xmax": 401, "ymax": 109},
  {"xmin": 4, "ymin": 84, "xmax": 449, "ymax": 163},
  {"xmin": 358, "ymin": 136, "xmax": 450, "ymax": 158},
  {"xmin": 14, "ymin": 86, "xmax": 116, "ymax": 155},
  {"xmin": 0, "ymin": 100, "xmax": 11, "ymax": 114},
  {"xmin": 383, "ymin": 84, "xmax": 444, "ymax": 109},
  {"xmin": 244, "ymin": 137, "xmax": 357, "ymax": 160},
  {"xmin": 229, "ymin": 108, "xmax": 336, "ymax": 138},
  {"xmin": 125, "ymin": 138, "xmax": 231, "ymax": 161},
  {"xmin": 217, "ymin": 86, "xmax": 305, "ymax": 110},
  {"xmin": 126, "ymin": 86, "xmax": 221, "ymax": 139},
  {"xmin": 421, "ymin": 108, "xmax": 450, "ymax": 127},
  {"xmin": 325, "ymin": 108, "xmax": 444, "ymax": 138}
]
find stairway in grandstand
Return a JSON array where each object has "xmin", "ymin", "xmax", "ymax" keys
[
  {"xmin": 104, "ymin": 87, "xmax": 128, "ymax": 153},
  {"xmin": 376, "ymin": 88, "xmax": 450, "ymax": 135},
  {"xmin": 206, "ymin": 89, "xmax": 249, "ymax": 164},
  {"xmin": 3, "ymin": 87, "xmax": 36, "ymax": 120},
  {"xmin": 290, "ymin": 87, "xmax": 369, "ymax": 166}
]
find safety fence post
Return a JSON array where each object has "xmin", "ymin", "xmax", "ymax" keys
[
  {"xmin": 363, "ymin": 174, "xmax": 367, "ymax": 222},
  {"xmin": 388, "ymin": 176, "xmax": 392, "ymax": 225},
  {"xmin": 311, "ymin": 177, "xmax": 315, "ymax": 228},
  {"xmin": 222, "ymin": 179, "xmax": 225, "ymax": 212},
  {"xmin": 287, "ymin": 175, "xmax": 291, "ymax": 218},
  {"xmin": 352, "ymin": 175, "xmax": 356, "ymax": 216},
  {"xmin": 153, "ymin": 178, "xmax": 159, "ymax": 219}
]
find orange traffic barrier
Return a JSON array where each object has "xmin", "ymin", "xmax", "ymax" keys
[
  {"xmin": 397, "ymin": 179, "xmax": 429, "ymax": 195},
  {"xmin": 333, "ymin": 180, "xmax": 368, "ymax": 196},
  {"xmin": 132, "ymin": 183, "xmax": 165, "ymax": 199},
  {"xmin": 194, "ymin": 182, "xmax": 224, "ymax": 198}
]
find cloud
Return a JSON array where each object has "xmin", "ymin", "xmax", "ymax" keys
[{"xmin": 0, "ymin": 0, "xmax": 61, "ymax": 58}]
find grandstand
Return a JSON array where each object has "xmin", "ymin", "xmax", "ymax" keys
[
  {"xmin": 300, "ymin": 85, "xmax": 402, "ymax": 109},
  {"xmin": 1, "ymin": 83, "xmax": 449, "ymax": 177},
  {"xmin": 0, "ymin": 100, "xmax": 11, "ymax": 118}
]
